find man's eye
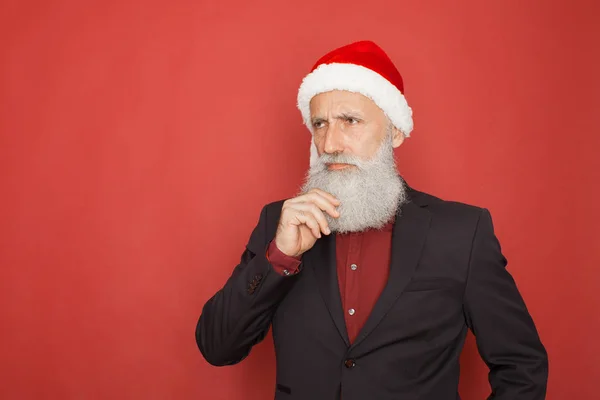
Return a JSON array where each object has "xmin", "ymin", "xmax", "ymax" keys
[
  {"xmin": 313, "ymin": 121, "xmax": 325, "ymax": 129},
  {"xmin": 347, "ymin": 118, "xmax": 358, "ymax": 124}
]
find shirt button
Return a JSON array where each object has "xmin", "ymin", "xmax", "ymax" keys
[
  {"xmin": 282, "ymin": 269, "xmax": 290, "ymax": 276},
  {"xmin": 350, "ymin": 264, "xmax": 358, "ymax": 271},
  {"xmin": 348, "ymin": 308, "xmax": 355, "ymax": 316}
]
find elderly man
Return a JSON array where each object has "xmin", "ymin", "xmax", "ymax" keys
[{"xmin": 196, "ymin": 41, "xmax": 548, "ymax": 400}]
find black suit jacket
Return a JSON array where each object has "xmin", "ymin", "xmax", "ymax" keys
[{"xmin": 196, "ymin": 187, "xmax": 548, "ymax": 399}]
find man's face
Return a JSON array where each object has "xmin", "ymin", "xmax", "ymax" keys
[
  {"xmin": 301, "ymin": 90, "xmax": 408, "ymax": 233},
  {"xmin": 309, "ymin": 90, "xmax": 405, "ymax": 167}
]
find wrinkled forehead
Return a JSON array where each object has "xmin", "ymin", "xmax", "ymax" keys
[{"xmin": 308, "ymin": 90, "xmax": 387, "ymax": 119}]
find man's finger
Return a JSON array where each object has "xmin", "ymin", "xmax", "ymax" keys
[
  {"xmin": 308, "ymin": 188, "xmax": 340, "ymax": 205},
  {"xmin": 287, "ymin": 202, "xmax": 330, "ymax": 235},
  {"xmin": 288, "ymin": 210, "xmax": 322, "ymax": 238},
  {"xmin": 289, "ymin": 192, "xmax": 339, "ymax": 219}
]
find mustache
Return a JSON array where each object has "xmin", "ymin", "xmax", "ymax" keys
[{"xmin": 315, "ymin": 153, "xmax": 362, "ymax": 168}]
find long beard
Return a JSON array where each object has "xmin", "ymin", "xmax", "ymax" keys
[{"xmin": 299, "ymin": 132, "xmax": 407, "ymax": 233}]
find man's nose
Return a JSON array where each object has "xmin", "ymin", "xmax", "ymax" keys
[{"xmin": 323, "ymin": 124, "xmax": 344, "ymax": 154}]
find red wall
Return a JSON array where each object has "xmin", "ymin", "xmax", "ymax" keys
[{"xmin": 1, "ymin": 1, "xmax": 598, "ymax": 398}]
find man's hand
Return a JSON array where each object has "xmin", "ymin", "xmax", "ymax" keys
[{"xmin": 274, "ymin": 189, "xmax": 340, "ymax": 258}]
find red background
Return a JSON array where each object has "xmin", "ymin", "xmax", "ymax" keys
[{"xmin": 1, "ymin": 1, "xmax": 599, "ymax": 399}]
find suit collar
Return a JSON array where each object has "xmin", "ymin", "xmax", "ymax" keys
[{"xmin": 404, "ymin": 180, "xmax": 431, "ymax": 207}]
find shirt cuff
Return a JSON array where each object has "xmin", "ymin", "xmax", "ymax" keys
[{"xmin": 266, "ymin": 240, "xmax": 302, "ymax": 276}]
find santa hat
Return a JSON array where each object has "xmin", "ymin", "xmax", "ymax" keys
[{"xmin": 297, "ymin": 40, "xmax": 413, "ymax": 165}]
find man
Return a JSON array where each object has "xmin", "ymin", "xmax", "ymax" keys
[{"xmin": 196, "ymin": 40, "xmax": 548, "ymax": 399}]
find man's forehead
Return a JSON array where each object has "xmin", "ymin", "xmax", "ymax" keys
[{"xmin": 309, "ymin": 90, "xmax": 382, "ymax": 117}]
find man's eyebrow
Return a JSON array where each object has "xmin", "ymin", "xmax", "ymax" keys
[
  {"xmin": 311, "ymin": 112, "xmax": 363, "ymax": 124},
  {"xmin": 335, "ymin": 112, "xmax": 362, "ymax": 120}
]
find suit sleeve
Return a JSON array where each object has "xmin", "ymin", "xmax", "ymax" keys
[
  {"xmin": 463, "ymin": 209, "xmax": 548, "ymax": 399},
  {"xmin": 195, "ymin": 205, "xmax": 299, "ymax": 366}
]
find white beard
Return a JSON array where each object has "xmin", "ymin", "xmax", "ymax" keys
[{"xmin": 300, "ymin": 131, "xmax": 407, "ymax": 233}]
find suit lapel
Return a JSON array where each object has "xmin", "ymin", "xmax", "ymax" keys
[
  {"xmin": 307, "ymin": 232, "xmax": 350, "ymax": 347},
  {"xmin": 351, "ymin": 198, "xmax": 432, "ymax": 349}
]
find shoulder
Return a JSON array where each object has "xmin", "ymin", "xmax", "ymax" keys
[
  {"xmin": 408, "ymin": 186, "xmax": 483, "ymax": 213},
  {"xmin": 406, "ymin": 186, "xmax": 489, "ymax": 232},
  {"xmin": 262, "ymin": 199, "xmax": 286, "ymax": 221},
  {"xmin": 250, "ymin": 200, "xmax": 286, "ymax": 243},
  {"xmin": 406, "ymin": 187, "xmax": 502, "ymax": 261}
]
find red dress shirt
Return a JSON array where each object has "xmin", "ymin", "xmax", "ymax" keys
[{"xmin": 267, "ymin": 222, "xmax": 393, "ymax": 344}]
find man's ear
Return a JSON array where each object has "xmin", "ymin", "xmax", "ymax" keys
[{"xmin": 391, "ymin": 126, "xmax": 405, "ymax": 148}]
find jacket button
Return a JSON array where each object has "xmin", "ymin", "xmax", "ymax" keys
[{"xmin": 344, "ymin": 358, "xmax": 356, "ymax": 369}]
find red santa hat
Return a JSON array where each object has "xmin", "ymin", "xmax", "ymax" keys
[{"xmin": 297, "ymin": 40, "xmax": 413, "ymax": 165}]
